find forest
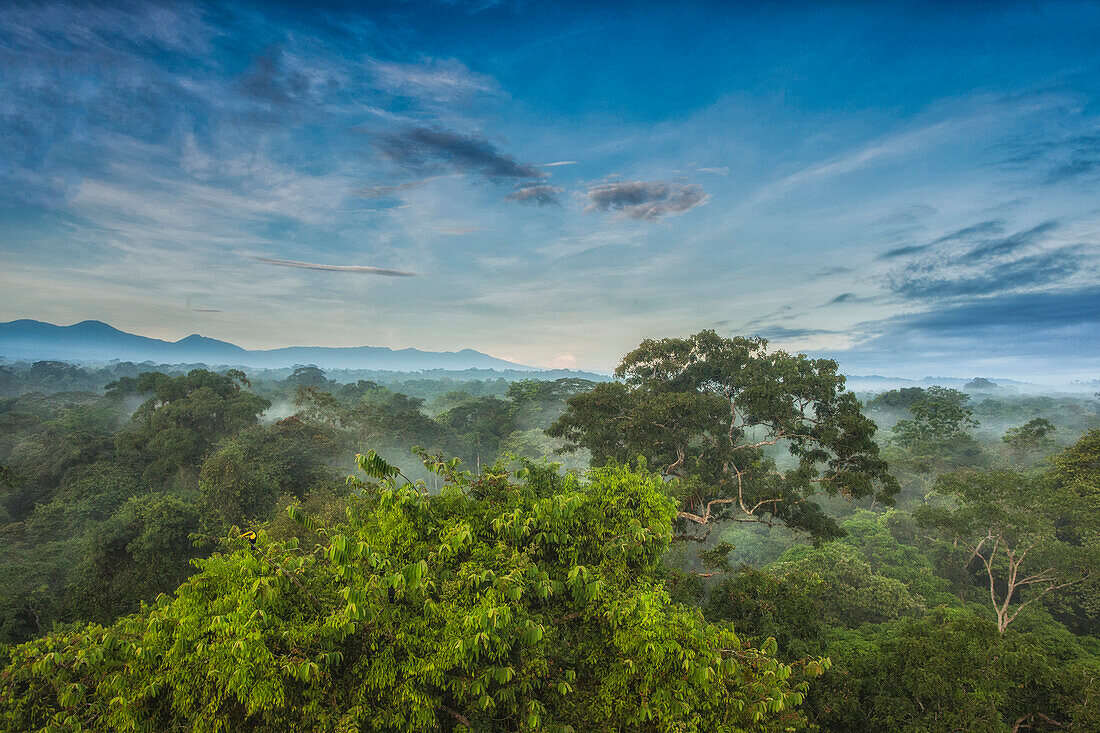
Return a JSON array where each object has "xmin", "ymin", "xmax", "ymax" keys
[{"xmin": 1, "ymin": 332, "xmax": 1099, "ymax": 731}]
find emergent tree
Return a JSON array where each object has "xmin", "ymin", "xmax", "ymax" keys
[{"xmin": 549, "ymin": 331, "xmax": 898, "ymax": 539}]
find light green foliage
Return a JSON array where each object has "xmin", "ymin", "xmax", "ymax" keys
[{"xmin": 0, "ymin": 454, "xmax": 822, "ymax": 731}]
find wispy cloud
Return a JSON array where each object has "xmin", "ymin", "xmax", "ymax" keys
[
  {"xmin": 367, "ymin": 56, "xmax": 499, "ymax": 104},
  {"xmin": 958, "ymin": 220, "xmax": 1057, "ymax": 262},
  {"xmin": 254, "ymin": 257, "xmax": 417, "ymax": 276}
]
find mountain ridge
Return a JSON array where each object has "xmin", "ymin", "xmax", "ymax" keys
[{"xmin": 0, "ymin": 319, "xmax": 537, "ymax": 371}]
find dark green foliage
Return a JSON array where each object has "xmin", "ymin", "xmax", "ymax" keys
[
  {"xmin": 917, "ymin": 459, "xmax": 1100, "ymax": 633},
  {"xmin": 807, "ymin": 609, "xmax": 1100, "ymax": 732},
  {"xmin": 120, "ymin": 369, "xmax": 270, "ymax": 482},
  {"xmin": 70, "ymin": 492, "xmax": 202, "ymax": 624},
  {"xmin": 550, "ymin": 331, "xmax": 898, "ymax": 538},
  {"xmin": 892, "ymin": 386, "xmax": 978, "ymax": 451}
]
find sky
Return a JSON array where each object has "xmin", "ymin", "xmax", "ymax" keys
[{"xmin": 2, "ymin": 0, "xmax": 1099, "ymax": 382}]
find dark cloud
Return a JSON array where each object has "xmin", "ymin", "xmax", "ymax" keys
[
  {"xmin": 877, "ymin": 204, "xmax": 938, "ymax": 227},
  {"xmin": 889, "ymin": 245, "xmax": 1082, "ymax": 300},
  {"xmin": 900, "ymin": 287, "xmax": 1100, "ymax": 333},
  {"xmin": 822, "ymin": 288, "xmax": 1100, "ymax": 377},
  {"xmin": 375, "ymin": 127, "xmax": 545, "ymax": 181},
  {"xmin": 959, "ymin": 220, "xmax": 1057, "ymax": 263},
  {"xmin": 506, "ymin": 184, "xmax": 563, "ymax": 205},
  {"xmin": 811, "ymin": 266, "xmax": 853, "ymax": 277},
  {"xmin": 998, "ymin": 132, "xmax": 1100, "ymax": 185},
  {"xmin": 584, "ymin": 180, "xmax": 710, "ymax": 221},
  {"xmin": 878, "ymin": 219, "xmax": 1008, "ymax": 261},
  {"xmin": 1047, "ymin": 158, "xmax": 1100, "ymax": 184},
  {"xmin": 254, "ymin": 257, "xmax": 416, "ymax": 276}
]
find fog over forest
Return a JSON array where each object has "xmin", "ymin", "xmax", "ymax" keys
[{"xmin": 2, "ymin": 1, "xmax": 1100, "ymax": 731}]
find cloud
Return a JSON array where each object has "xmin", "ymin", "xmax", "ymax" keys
[
  {"xmin": 239, "ymin": 47, "xmax": 314, "ymax": 107},
  {"xmin": 835, "ymin": 288, "xmax": 1100, "ymax": 370},
  {"xmin": 889, "ymin": 245, "xmax": 1082, "ymax": 300},
  {"xmin": 1000, "ymin": 131, "xmax": 1100, "ymax": 185},
  {"xmin": 958, "ymin": 220, "xmax": 1056, "ymax": 262},
  {"xmin": 826, "ymin": 292, "xmax": 875, "ymax": 305},
  {"xmin": 434, "ymin": 226, "xmax": 496, "ymax": 235},
  {"xmin": 253, "ymin": 257, "xmax": 417, "ymax": 276},
  {"xmin": 367, "ymin": 57, "xmax": 498, "ymax": 104},
  {"xmin": 356, "ymin": 180, "xmax": 431, "ymax": 199},
  {"xmin": 878, "ymin": 244, "xmax": 932, "ymax": 260},
  {"xmin": 374, "ymin": 126, "xmax": 545, "ymax": 181},
  {"xmin": 930, "ymin": 219, "xmax": 1006, "ymax": 245},
  {"xmin": 541, "ymin": 161, "xmax": 578, "ymax": 167},
  {"xmin": 584, "ymin": 180, "xmax": 710, "ymax": 221},
  {"xmin": 898, "ymin": 287, "xmax": 1100, "ymax": 333},
  {"xmin": 811, "ymin": 266, "xmax": 853, "ymax": 277},
  {"xmin": 506, "ymin": 184, "xmax": 563, "ymax": 205},
  {"xmin": 752, "ymin": 325, "xmax": 840, "ymax": 340}
]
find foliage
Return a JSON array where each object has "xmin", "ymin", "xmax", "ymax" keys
[
  {"xmin": 0, "ymin": 455, "xmax": 824, "ymax": 731},
  {"xmin": 550, "ymin": 331, "xmax": 897, "ymax": 538},
  {"xmin": 119, "ymin": 369, "xmax": 270, "ymax": 483},
  {"xmin": 1003, "ymin": 418, "xmax": 1057, "ymax": 458},
  {"xmin": 916, "ymin": 457, "xmax": 1100, "ymax": 632},
  {"xmin": 892, "ymin": 386, "xmax": 978, "ymax": 451},
  {"xmin": 807, "ymin": 608, "xmax": 1100, "ymax": 732}
]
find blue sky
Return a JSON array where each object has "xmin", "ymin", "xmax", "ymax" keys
[{"xmin": 2, "ymin": 1, "xmax": 1099, "ymax": 381}]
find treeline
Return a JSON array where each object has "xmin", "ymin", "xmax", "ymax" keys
[{"xmin": 1, "ymin": 335, "xmax": 1099, "ymax": 731}]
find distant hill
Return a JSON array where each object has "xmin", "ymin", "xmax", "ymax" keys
[{"xmin": 0, "ymin": 320, "xmax": 538, "ymax": 372}]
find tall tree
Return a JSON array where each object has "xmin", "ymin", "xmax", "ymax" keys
[
  {"xmin": 917, "ymin": 466, "xmax": 1100, "ymax": 633},
  {"xmin": 549, "ymin": 331, "xmax": 897, "ymax": 538}
]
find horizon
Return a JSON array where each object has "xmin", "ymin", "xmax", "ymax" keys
[
  {"xmin": 5, "ymin": 317, "xmax": 1100, "ymax": 389},
  {"xmin": 2, "ymin": 1, "xmax": 1099, "ymax": 380}
]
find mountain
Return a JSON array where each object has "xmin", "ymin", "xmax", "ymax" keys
[{"xmin": 0, "ymin": 320, "xmax": 537, "ymax": 371}]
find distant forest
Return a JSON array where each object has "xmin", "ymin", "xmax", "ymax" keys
[{"xmin": 2, "ymin": 335, "xmax": 1099, "ymax": 731}]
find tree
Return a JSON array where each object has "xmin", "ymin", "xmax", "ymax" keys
[
  {"xmin": 70, "ymin": 492, "xmax": 202, "ymax": 623},
  {"xmin": 437, "ymin": 396, "xmax": 513, "ymax": 471},
  {"xmin": 286, "ymin": 365, "xmax": 331, "ymax": 390},
  {"xmin": 198, "ymin": 417, "xmax": 339, "ymax": 531},
  {"xmin": 293, "ymin": 385, "xmax": 343, "ymax": 432},
  {"xmin": 549, "ymin": 331, "xmax": 897, "ymax": 539},
  {"xmin": 118, "ymin": 369, "xmax": 270, "ymax": 482},
  {"xmin": 892, "ymin": 386, "xmax": 977, "ymax": 450},
  {"xmin": 808, "ymin": 608, "xmax": 1100, "ymax": 732},
  {"xmin": 1003, "ymin": 418, "xmax": 1057, "ymax": 459},
  {"xmin": 917, "ymin": 468, "xmax": 1100, "ymax": 633},
  {"xmin": 0, "ymin": 453, "xmax": 825, "ymax": 731}
]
